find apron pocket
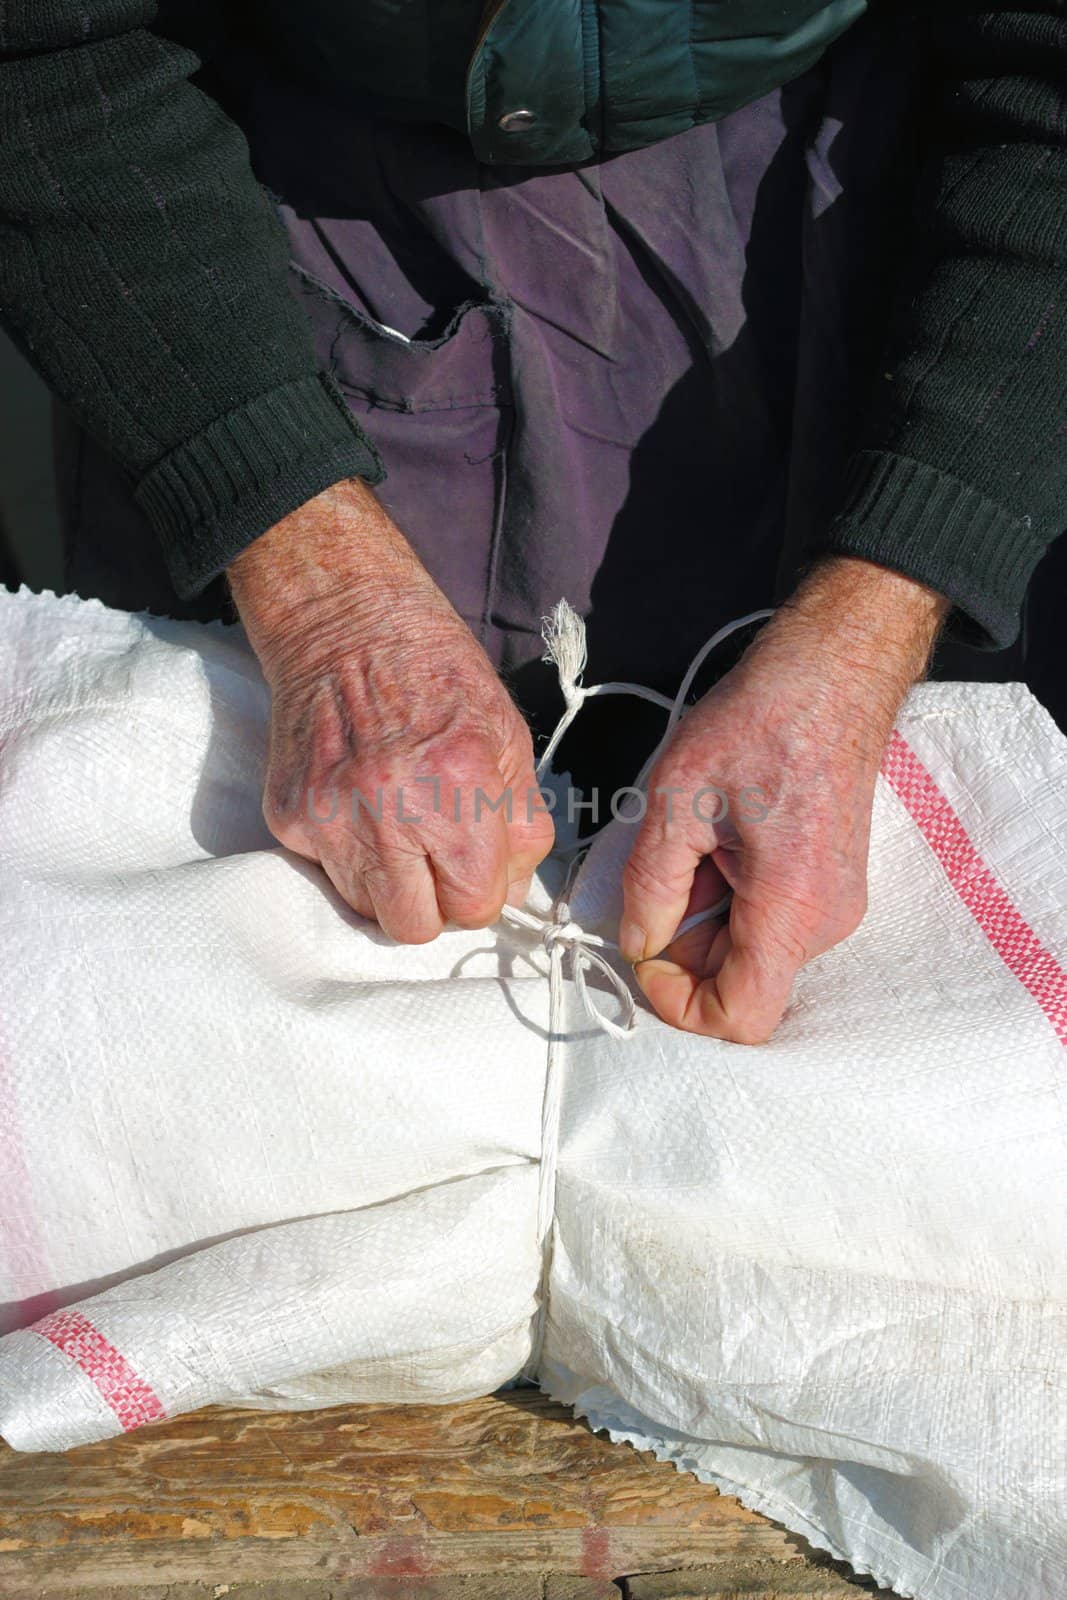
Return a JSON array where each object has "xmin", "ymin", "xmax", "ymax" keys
[{"xmin": 290, "ymin": 266, "xmax": 515, "ymax": 655}]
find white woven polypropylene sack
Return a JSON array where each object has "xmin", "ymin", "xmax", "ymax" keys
[{"xmin": 1, "ymin": 586, "xmax": 1065, "ymax": 1600}]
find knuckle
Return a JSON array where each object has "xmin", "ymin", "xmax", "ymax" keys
[
  {"xmin": 373, "ymin": 889, "xmax": 443, "ymax": 945},
  {"xmin": 262, "ymin": 792, "xmax": 307, "ymax": 850},
  {"xmin": 517, "ymin": 815, "xmax": 556, "ymax": 864},
  {"xmin": 395, "ymin": 920, "xmax": 444, "ymax": 946},
  {"xmin": 434, "ymin": 728, "xmax": 501, "ymax": 782},
  {"xmin": 438, "ymin": 856, "xmax": 508, "ymax": 929},
  {"xmin": 447, "ymin": 895, "xmax": 506, "ymax": 931}
]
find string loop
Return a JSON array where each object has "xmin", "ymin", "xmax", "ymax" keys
[{"xmin": 502, "ymin": 900, "xmax": 637, "ymax": 1043}]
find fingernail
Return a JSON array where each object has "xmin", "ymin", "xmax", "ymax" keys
[{"xmin": 618, "ymin": 919, "xmax": 647, "ymax": 963}]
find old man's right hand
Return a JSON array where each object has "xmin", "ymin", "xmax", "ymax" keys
[{"xmin": 228, "ymin": 479, "xmax": 555, "ymax": 943}]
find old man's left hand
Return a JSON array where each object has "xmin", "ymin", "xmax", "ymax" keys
[{"xmin": 619, "ymin": 557, "xmax": 947, "ymax": 1043}]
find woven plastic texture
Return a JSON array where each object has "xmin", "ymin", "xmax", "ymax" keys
[{"xmin": 0, "ymin": 587, "xmax": 1065, "ymax": 1600}]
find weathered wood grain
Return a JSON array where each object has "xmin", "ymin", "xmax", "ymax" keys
[
  {"xmin": 623, "ymin": 1563, "xmax": 892, "ymax": 1597},
  {"xmin": 0, "ymin": 1392, "xmax": 882, "ymax": 1595}
]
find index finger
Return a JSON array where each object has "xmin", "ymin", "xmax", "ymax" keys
[
  {"xmin": 620, "ymin": 804, "xmax": 706, "ymax": 964},
  {"xmin": 635, "ymin": 891, "xmax": 803, "ymax": 1043}
]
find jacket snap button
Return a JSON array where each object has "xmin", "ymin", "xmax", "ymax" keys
[{"xmin": 498, "ymin": 108, "xmax": 537, "ymax": 133}]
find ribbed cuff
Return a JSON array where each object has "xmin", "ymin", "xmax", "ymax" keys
[
  {"xmin": 135, "ymin": 373, "xmax": 385, "ymax": 598},
  {"xmin": 818, "ymin": 450, "xmax": 1046, "ymax": 650}
]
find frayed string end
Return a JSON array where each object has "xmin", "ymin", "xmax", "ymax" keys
[{"xmin": 541, "ymin": 600, "xmax": 588, "ymax": 709}]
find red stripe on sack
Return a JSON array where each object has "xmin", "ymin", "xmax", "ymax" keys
[
  {"xmin": 882, "ymin": 730, "xmax": 1067, "ymax": 1047},
  {"xmin": 32, "ymin": 1309, "xmax": 166, "ymax": 1431}
]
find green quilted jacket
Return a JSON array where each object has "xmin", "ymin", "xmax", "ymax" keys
[{"xmin": 246, "ymin": 0, "xmax": 866, "ymax": 164}]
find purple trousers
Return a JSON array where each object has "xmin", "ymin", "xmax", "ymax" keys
[{"xmin": 57, "ymin": 12, "xmax": 931, "ymax": 742}]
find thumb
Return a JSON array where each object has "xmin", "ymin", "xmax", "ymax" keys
[
  {"xmin": 705, "ymin": 877, "xmax": 807, "ymax": 1039},
  {"xmin": 696, "ymin": 912, "xmax": 799, "ymax": 1042},
  {"xmin": 636, "ymin": 891, "xmax": 802, "ymax": 1043}
]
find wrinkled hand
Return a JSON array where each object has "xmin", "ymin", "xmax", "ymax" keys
[
  {"xmin": 229, "ymin": 480, "xmax": 554, "ymax": 942},
  {"xmin": 619, "ymin": 558, "xmax": 947, "ymax": 1042}
]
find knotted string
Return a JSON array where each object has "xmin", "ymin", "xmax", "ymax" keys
[
  {"xmin": 501, "ymin": 901, "xmax": 637, "ymax": 1046},
  {"xmin": 506, "ymin": 599, "xmax": 774, "ymax": 1378}
]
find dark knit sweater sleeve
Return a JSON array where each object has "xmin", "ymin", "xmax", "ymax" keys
[
  {"xmin": 0, "ymin": 2, "xmax": 383, "ymax": 598},
  {"xmin": 820, "ymin": 2, "xmax": 1067, "ymax": 648}
]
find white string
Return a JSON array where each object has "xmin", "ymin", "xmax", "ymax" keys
[
  {"xmin": 502, "ymin": 891, "xmax": 640, "ymax": 1378},
  {"xmin": 511, "ymin": 598, "xmax": 774, "ymax": 1378},
  {"xmin": 535, "ymin": 599, "xmax": 773, "ymax": 779},
  {"xmin": 535, "ymin": 601, "xmax": 677, "ymax": 779},
  {"xmin": 501, "ymin": 898, "xmax": 635, "ymax": 1354},
  {"xmin": 501, "ymin": 902, "xmax": 637, "ymax": 1046}
]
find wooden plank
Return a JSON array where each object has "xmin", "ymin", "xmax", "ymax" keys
[
  {"xmin": 623, "ymin": 1564, "xmax": 895, "ymax": 1597},
  {"xmin": 0, "ymin": 1392, "xmax": 877, "ymax": 1595},
  {"xmin": 0, "ymin": 1584, "xmax": 620, "ymax": 1600},
  {"xmin": 0, "ymin": 1585, "xmax": 619, "ymax": 1600}
]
